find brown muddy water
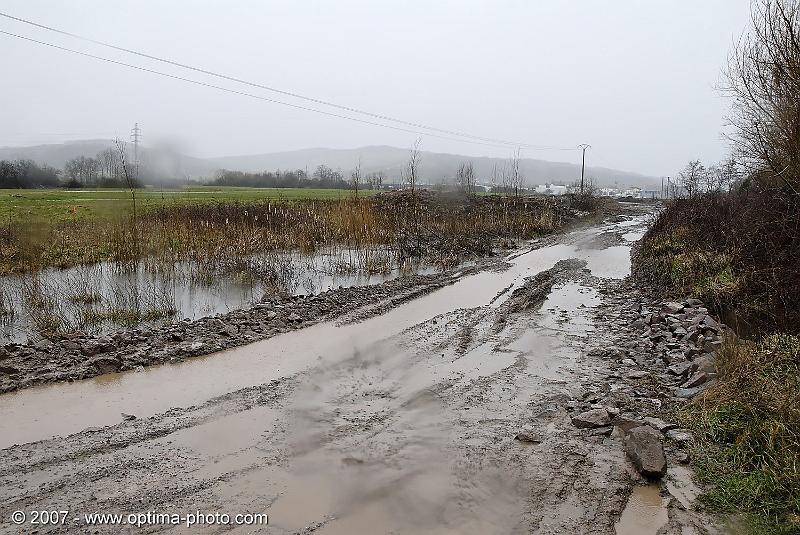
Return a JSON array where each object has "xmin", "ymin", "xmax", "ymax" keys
[
  {"xmin": 614, "ymin": 485, "xmax": 669, "ymax": 535},
  {"xmin": 0, "ymin": 216, "xmax": 647, "ymax": 448}
]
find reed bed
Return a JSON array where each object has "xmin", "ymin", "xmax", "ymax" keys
[{"xmin": 0, "ymin": 192, "xmax": 571, "ymax": 275}]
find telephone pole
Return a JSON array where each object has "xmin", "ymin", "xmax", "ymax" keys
[
  {"xmin": 130, "ymin": 122, "xmax": 141, "ymax": 182},
  {"xmin": 578, "ymin": 144, "xmax": 591, "ymax": 193}
]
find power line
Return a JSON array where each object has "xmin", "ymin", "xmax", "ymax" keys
[
  {"xmin": 0, "ymin": 11, "xmax": 578, "ymax": 152},
  {"xmin": 1, "ymin": 29, "xmax": 573, "ymax": 152}
]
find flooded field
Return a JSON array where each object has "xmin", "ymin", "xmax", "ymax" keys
[{"xmin": 0, "ymin": 247, "xmax": 434, "ymax": 343}]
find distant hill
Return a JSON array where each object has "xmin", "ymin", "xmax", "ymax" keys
[
  {"xmin": 210, "ymin": 146, "xmax": 658, "ymax": 189},
  {"xmin": 0, "ymin": 141, "xmax": 658, "ymax": 189}
]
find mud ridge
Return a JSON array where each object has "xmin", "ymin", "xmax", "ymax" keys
[{"xmin": 0, "ymin": 261, "xmax": 499, "ymax": 394}]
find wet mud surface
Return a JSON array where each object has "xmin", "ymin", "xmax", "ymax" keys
[{"xmin": 0, "ymin": 204, "xmax": 726, "ymax": 534}]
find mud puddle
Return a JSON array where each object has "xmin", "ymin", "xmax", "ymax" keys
[
  {"xmin": 0, "ymin": 214, "xmax": 648, "ymax": 448},
  {"xmin": 615, "ymin": 485, "xmax": 669, "ymax": 535}
]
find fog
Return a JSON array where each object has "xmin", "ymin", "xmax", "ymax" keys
[{"xmin": 0, "ymin": 0, "xmax": 752, "ymax": 176}]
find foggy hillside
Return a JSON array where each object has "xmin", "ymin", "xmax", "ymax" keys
[
  {"xmin": 0, "ymin": 141, "xmax": 658, "ymax": 188},
  {"xmin": 0, "ymin": 140, "xmax": 217, "ymax": 181},
  {"xmin": 210, "ymin": 146, "xmax": 658, "ymax": 188}
]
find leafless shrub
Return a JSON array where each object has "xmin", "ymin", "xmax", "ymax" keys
[
  {"xmin": 725, "ymin": 0, "xmax": 800, "ymax": 191},
  {"xmin": 456, "ymin": 161, "xmax": 476, "ymax": 195}
]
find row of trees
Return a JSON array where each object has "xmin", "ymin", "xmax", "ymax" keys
[
  {"xmin": 62, "ymin": 147, "xmax": 139, "ymax": 187},
  {"xmin": 674, "ymin": 158, "xmax": 742, "ymax": 197},
  {"xmin": 0, "ymin": 159, "xmax": 60, "ymax": 189},
  {"xmin": 213, "ymin": 165, "xmax": 388, "ymax": 190},
  {"xmin": 0, "ymin": 146, "xmax": 138, "ymax": 189}
]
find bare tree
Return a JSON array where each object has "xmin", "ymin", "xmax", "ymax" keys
[
  {"xmin": 509, "ymin": 148, "xmax": 524, "ymax": 196},
  {"xmin": 725, "ymin": 0, "xmax": 800, "ymax": 190},
  {"xmin": 490, "ymin": 163, "xmax": 499, "ymax": 191},
  {"xmin": 677, "ymin": 160, "xmax": 706, "ymax": 197},
  {"xmin": 114, "ymin": 138, "xmax": 138, "ymax": 230},
  {"xmin": 705, "ymin": 157, "xmax": 742, "ymax": 193},
  {"xmin": 402, "ymin": 138, "xmax": 422, "ymax": 191},
  {"xmin": 97, "ymin": 147, "xmax": 121, "ymax": 179},
  {"xmin": 351, "ymin": 157, "xmax": 362, "ymax": 195},
  {"xmin": 456, "ymin": 161, "xmax": 476, "ymax": 194}
]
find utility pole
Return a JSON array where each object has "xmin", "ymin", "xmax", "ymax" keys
[
  {"xmin": 578, "ymin": 144, "xmax": 591, "ymax": 193},
  {"xmin": 130, "ymin": 122, "xmax": 141, "ymax": 183}
]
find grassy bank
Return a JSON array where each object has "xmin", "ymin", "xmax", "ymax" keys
[
  {"xmin": 634, "ymin": 192, "xmax": 800, "ymax": 533},
  {"xmin": 682, "ymin": 334, "xmax": 800, "ymax": 534}
]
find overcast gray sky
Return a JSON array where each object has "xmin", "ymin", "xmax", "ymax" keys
[{"xmin": 1, "ymin": 0, "xmax": 752, "ymax": 176}]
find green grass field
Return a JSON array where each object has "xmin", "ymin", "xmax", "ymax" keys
[{"xmin": 0, "ymin": 186, "xmax": 372, "ymax": 223}]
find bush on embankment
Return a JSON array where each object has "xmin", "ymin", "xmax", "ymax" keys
[{"xmin": 634, "ymin": 190, "xmax": 800, "ymax": 335}]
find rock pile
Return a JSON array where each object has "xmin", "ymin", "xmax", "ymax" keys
[{"xmin": 565, "ymin": 290, "xmax": 728, "ymax": 480}]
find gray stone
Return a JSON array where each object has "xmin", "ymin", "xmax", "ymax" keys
[
  {"xmin": 626, "ymin": 370, "xmax": 649, "ymax": 379},
  {"xmin": 681, "ymin": 371, "xmax": 709, "ymax": 389},
  {"xmin": 675, "ymin": 386, "xmax": 703, "ymax": 399},
  {"xmin": 643, "ymin": 417, "xmax": 677, "ymax": 432},
  {"xmin": 662, "ymin": 302, "xmax": 684, "ymax": 314},
  {"xmin": 571, "ymin": 408, "xmax": 611, "ymax": 429},
  {"xmin": 625, "ymin": 425, "xmax": 667, "ymax": 478},
  {"xmin": 223, "ymin": 324, "xmax": 238, "ymax": 336},
  {"xmin": 121, "ymin": 413, "xmax": 137, "ymax": 421},
  {"xmin": 514, "ymin": 429, "xmax": 543, "ymax": 443},
  {"xmin": 690, "ymin": 355, "xmax": 716, "ymax": 375},
  {"xmin": 34, "ymin": 339, "xmax": 53, "ymax": 350},
  {"xmin": 61, "ymin": 340, "xmax": 80, "ymax": 351},
  {"xmin": 88, "ymin": 356, "xmax": 120, "ymax": 374},
  {"xmin": 702, "ymin": 315, "xmax": 721, "ymax": 331},
  {"xmin": 667, "ymin": 361, "xmax": 692, "ymax": 377},
  {"xmin": 666, "ymin": 429, "xmax": 694, "ymax": 446}
]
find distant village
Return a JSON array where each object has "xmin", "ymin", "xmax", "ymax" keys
[{"xmin": 464, "ymin": 182, "xmax": 663, "ymax": 199}]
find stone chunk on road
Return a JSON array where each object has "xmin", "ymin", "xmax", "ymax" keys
[
  {"xmin": 625, "ymin": 425, "xmax": 667, "ymax": 479},
  {"xmin": 571, "ymin": 408, "xmax": 611, "ymax": 429}
]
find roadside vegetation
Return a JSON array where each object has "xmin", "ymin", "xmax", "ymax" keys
[{"xmin": 633, "ymin": 1, "xmax": 800, "ymax": 532}]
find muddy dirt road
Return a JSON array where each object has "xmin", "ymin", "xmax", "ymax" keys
[{"xmin": 0, "ymin": 206, "xmax": 722, "ymax": 534}]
